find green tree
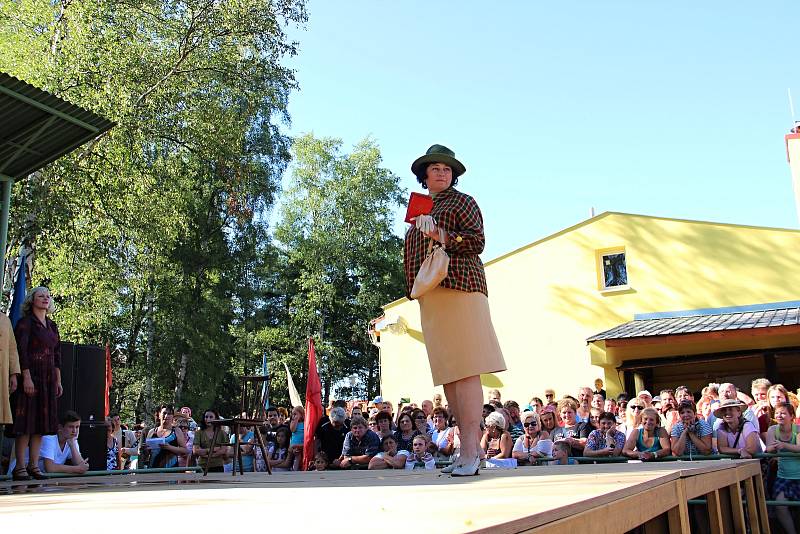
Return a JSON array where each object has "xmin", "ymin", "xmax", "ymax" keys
[
  {"xmin": 0, "ymin": 0, "xmax": 307, "ymax": 420},
  {"xmin": 269, "ymin": 134, "xmax": 405, "ymax": 404}
]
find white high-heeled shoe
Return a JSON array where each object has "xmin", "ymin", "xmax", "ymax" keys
[
  {"xmin": 451, "ymin": 456, "xmax": 480, "ymax": 477},
  {"xmin": 441, "ymin": 454, "xmax": 460, "ymax": 473}
]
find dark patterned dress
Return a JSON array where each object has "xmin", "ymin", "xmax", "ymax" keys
[
  {"xmin": 107, "ymin": 436, "xmax": 119, "ymax": 470},
  {"xmin": 11, "ymin": 315, "xmax": 61, "ymax": 436}
]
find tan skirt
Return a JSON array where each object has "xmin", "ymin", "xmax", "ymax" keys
[{"xmin": 418, "ymin": 286, "xmax": 506, "ymax": 386}]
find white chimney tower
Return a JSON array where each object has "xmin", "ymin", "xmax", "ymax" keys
[{"xmin": 787, "ymin": 122, "xmax": 800, "ymax": 224}]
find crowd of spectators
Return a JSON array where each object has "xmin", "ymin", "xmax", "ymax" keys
[{"xmin": 3, "ymin": 377, "xmax": 799, "ymax": 533}]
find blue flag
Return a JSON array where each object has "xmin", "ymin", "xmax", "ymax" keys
[{"xmin": 9, "ymin": 254, "xmax": 26, "ymax": 328}]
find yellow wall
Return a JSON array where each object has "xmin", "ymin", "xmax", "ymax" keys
[
  {"xmin": 788, "ymin": 134, "xmax": 800, "ymax": 221},
  {"xmin": 377, "ymin": 213, "xmax": 800, "ymax": 406}
]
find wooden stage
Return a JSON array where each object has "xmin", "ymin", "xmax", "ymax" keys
[{"xmin": 0, "ymin": 460, "xmax": 769, "ymax": 533}]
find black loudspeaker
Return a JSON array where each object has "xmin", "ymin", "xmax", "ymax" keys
[
  {"xmin": 78, "ymin": 421, "xmax": 107, "ymax": 471},
  {"xmin": 74, "ymin": 345, "xmax": 106, "ymax": 423},
  {"xmin": 58, "ymin": 342, "xmax": 76, "ymax": 421},
  {"xmin": 58, "ymin": 343, "xmax": 105, "ymax": 423}
]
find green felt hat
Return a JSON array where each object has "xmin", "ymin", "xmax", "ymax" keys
[{"xmin": 411, "ymin": 144, "xmax": 466, "ymax": 179}]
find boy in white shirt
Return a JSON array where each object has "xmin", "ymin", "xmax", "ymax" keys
[{"xmin": 8, "ymin": 410, "xmax": 89, "ymax": 475}]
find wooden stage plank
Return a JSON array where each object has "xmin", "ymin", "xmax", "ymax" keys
[{"xmin": 0, "ymin": 461, "xmax": 760, "ymax": 533}]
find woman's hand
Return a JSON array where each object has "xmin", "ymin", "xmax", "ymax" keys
[
  {"xmin": 412, "ymin": 215, "xmax": 443, "ymax": 242},
  {"xmin": 413, "ymin": 214, "xmax": 435, "ymax": 233},
  {"xmin": 9, "ymin": 374, "xmax": 17, "ymax": 394},
  {"xmin": 23, "ymin": 375, "xmax": 35, "ymax": 396},
  {"xmin": 55, "ymin": 381, "xmax": 63, "ymax": 398}
]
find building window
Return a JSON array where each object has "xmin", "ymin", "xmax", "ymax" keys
[{"xmin": 600, "ymin": 251, "xmax": 628, "ymax": 289}]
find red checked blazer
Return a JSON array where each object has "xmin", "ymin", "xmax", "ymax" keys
[{"xmin": 403, "ymin": 187, "xmax": 488, "ymax": 299}]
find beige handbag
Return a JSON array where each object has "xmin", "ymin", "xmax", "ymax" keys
[{"xmin": 410, "ymin": 238, "xmax": 449, "ymax": 299}]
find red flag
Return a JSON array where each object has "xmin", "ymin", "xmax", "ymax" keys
[
  {"xmin": 302, "ymin": 337, "xmax": 322, "ymax": 471},
  {"xmin": 104, "ymin": 343, "xmax": 112, "ymax": 417}
]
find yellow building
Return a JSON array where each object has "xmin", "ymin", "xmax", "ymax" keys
[{"xmin": 374, "ymin": 212, "xmax": 800, "ymax": 405}]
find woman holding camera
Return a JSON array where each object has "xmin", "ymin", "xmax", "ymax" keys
[{"xmin": 670, "ymin": 400, "xmax": 712, "ymax": 456}]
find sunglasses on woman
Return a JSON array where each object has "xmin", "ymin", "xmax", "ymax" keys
[
  {"xmin": 631, "ymin": 405, "xmax": 644, "ymax": 410},
  {"xmin": 523, "ymin": 421, "xmax": 538, "ymax": 427}
]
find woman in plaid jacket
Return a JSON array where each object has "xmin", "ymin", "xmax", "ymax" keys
[{"xmin": 404, "ymin": 144, "xmax": 506, "ymax": 477}]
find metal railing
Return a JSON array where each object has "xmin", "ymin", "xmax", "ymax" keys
[
  {"xmin": 0, "ymin": 466, "xmax": 201, "ymax": 481},
  {"xmin": 528, "ymin": 451, "xmax": 800, "ymax": 465},
  {"xmin": 2, "ymin": 452, "xmax": 799, "ymax": 482}
]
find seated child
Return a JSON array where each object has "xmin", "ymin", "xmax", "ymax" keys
[
  {"xmin": 312, "ymin": 451, "xmax": 329, "ymax": 471},
  {"xmin": 405, "ymin": 435, "xmax": 435, "ymax": 470},
  {"xmin": 551, "ymin": 440, "xmax": 577, "ymax": 466}
]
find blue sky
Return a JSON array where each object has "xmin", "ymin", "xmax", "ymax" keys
[{"xmin": 283, "ymin": 2, "xmax": 800, "ymax": 261}]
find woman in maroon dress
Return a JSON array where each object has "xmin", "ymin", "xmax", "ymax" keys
[{"xmin": 11, "ymin": 286, "xmax": 62, "ymax": 480}]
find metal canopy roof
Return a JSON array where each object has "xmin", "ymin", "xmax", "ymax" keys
[
  {"xmin": 0, "ymin": 72, "xmax": 115, "ymax": 179},
  {"xmin": 587, "ymin": 302, "xmax": 800, "ymax": 343},
  {"xmin": 0, "ymin": 72, "xmax": 115, "ymax": 291}
]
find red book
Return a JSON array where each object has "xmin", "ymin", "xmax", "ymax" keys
[{"xmin": 404, "ymin": 192, "xmax": 433, "ymax": 223}]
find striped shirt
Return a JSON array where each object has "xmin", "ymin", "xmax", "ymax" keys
[{"xmin": 403, "ymin": 187, "xmax": 487, "ymax": 298}]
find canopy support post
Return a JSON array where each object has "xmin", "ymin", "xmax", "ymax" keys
[{"xmin": 0, "ymin": 175, "xmax": 14, "ymax": 291}]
